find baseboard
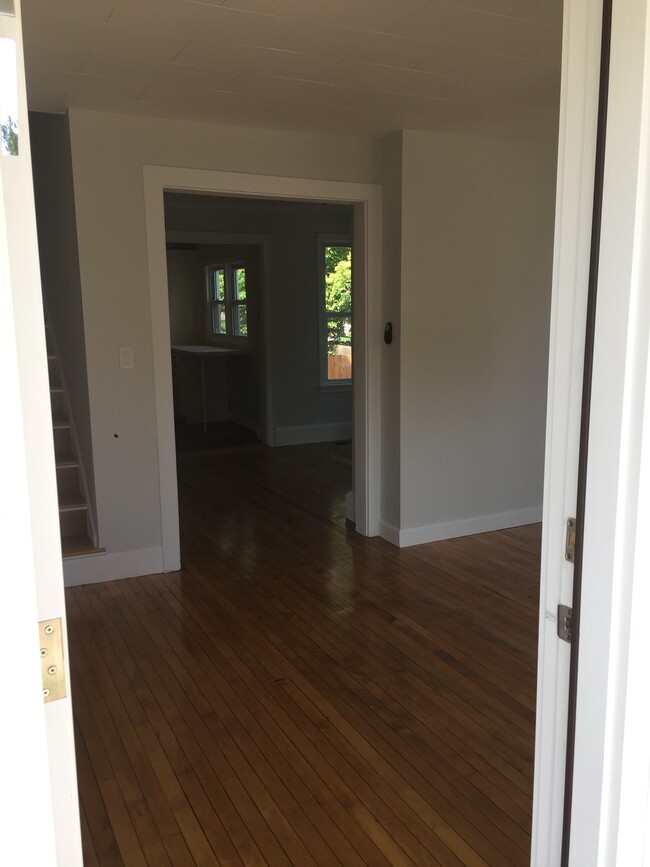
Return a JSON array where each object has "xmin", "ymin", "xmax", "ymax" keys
[
  {"xmin": 378, "ymin": 519, "xmax": 400, "ymax": 547},
  {"xmin": 228, "ymin": 412, "xmax": 257, "ymax": 431},
  {"xmin": 396, "ymin": 506, "xmax": 543, "ymax": 548},
  {"xmin": 63, "ymin": 545, "xmax": 164, "ymax": 587},
  {"xmin": 273, "ymin": 422, "xmax": 352, "ymax": 447}
]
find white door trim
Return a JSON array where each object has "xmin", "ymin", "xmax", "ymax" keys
[
  {"xmin": 569, "ymin": 0, "xmax": 650, "ymax": 862},
  {"xmin": 1, "ymin": 6, "xmax": 82, "ymax": 863},
  {"xmin": 531, "ymin": 0, "xmax": 604, "ymax": 862},
  {"xmin": 0, "ymin": 116, "xmax": 59, "ymax": 867},
  {"xmin": 143, "ymin": 167, "xmax": 382, "ymax": 570}
]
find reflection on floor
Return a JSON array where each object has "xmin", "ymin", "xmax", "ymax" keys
[
  {"xmin": 174, "ymin": 420, "xmax": 259, "ymax": 455},
  {"xmin": 67, "ymin": 438, "xmax": 540, "ymax": 866}
]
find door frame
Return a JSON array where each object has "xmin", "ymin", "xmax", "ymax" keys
[
  {"xmin": 566, "ymin": 0, "xmax": 650, "ymax": 861},
  {"xmin": 533, "ymin": 0, "xmax": 650, "ymax": 862},
  {"xmin": 143, "ymin": 166, "xmax": 382, "ymax": 572},
  {"xmin": 1, "ymin": 5, "xmax": 82, "ymax": 863},
  {"xmin": 531, "ymin": 0, "xmax": 606, "ymax": 861}
]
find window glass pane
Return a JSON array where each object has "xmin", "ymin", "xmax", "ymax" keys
[
  {"xmin": 324, "ymin": 246, "xmax": 351, "ymax": 314},
  {"xmin": 212, "ymin": 302, "xmax": 226, "ymax": 334},
  {"xmin": 327, "ymin": 315, "xmax": 352, "ymax": 380},
  {"xmin": 234, "ymin": 266, "xmax": 246, "ymax": 301},
  {"xmin": 234, "ymin": 304, "xmax": 248, "ymax": 336},
  {"xmin": 211, "ymin": 268, "xmax": 225, "ymax": 301}
]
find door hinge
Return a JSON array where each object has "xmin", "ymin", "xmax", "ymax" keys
[
  {"xmin": 565, "ymin": 517, "xmax": 576, "ymax": 563},
  {"xmin": 39, "ymin": 618, "xmax": 66, "ymax": 703},
  {"xmin": 557, "ymin": 604, "xmax": 573, "ymax": 643}
]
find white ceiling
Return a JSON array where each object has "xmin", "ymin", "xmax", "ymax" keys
[{"xmin": 21, "ymin": 0, "xmax": 563, "ymax": 139}]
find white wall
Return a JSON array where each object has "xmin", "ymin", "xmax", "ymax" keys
[
  {"xmin": 64, "ymin": 108, "xmax": 379, "ymax": 561},
  {"xmin": 164, "ymin": 194, "xmax": 353, "ymax": 439},
  {"xmin": 398, "ymin": 129, "xmax": 557, "ymax": 545}
]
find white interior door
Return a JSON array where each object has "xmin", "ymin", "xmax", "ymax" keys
[{"xmin": 0, "ymin": 3, "xmax": 82, "ymax": 864}]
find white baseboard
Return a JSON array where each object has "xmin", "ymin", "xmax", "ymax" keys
[
  {"xmin": 398, "ymin": 506, "xmax": 543, "ymax": 548},
  {"xmin": 63, "ymin": 545, "xmax": 165, "ymax": 587},
  {"xmin": 273, "ymin": 421, "xmax": 352, "ymax": 447},
  {"xmin": 378, "ymin": 519, "xmax": 400, "ymax": 547}
]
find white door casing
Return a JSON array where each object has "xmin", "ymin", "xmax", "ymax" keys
[
  {"xmin": 143, "ymin": 166, "xmax": 382, "ymax": 572},
  {"xmin": 569, "ymin": 0, "xmax": 650, "ymax": 862},
  {"xmin": 0, "ymin": 2, "xmax": 82, "ymax": 864},
  {"xmin": 534, "ymin": 0, "xmax": 650, "ymax": 863},
  {"xmin": 531, "ymin": 0, "xmax": 604, "ymax": 862}
]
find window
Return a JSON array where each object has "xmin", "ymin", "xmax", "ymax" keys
[
  {"xmin": 319, "ymin": 237, "xmax": 352, "ymax": 387},
  {"xmin": 206, "ymin": 262, "xmax": 248, "ymax": 339}
]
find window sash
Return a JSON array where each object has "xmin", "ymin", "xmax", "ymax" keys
[{"xmin": 206, "ymin": 263, "xmax": 248, "ymax": 340}]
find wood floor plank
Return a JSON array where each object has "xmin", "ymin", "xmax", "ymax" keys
[{"xmin": 68, "ymin": 440, "xmax": 540, "ymax": 866}]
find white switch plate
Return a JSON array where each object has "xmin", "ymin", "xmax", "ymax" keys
[{"xmin": 119, "ymin": 346, "xmax": 134, "ymax": 369}]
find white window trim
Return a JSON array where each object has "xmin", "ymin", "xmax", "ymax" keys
[{"xmin": 317, "ymin": 233, "xmax": 352, "ymax": 390}]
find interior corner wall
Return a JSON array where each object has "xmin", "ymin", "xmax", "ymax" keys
[
  {"xmin": 29, "ymin": 112, "xmax": 97, "ymax": 531},
  {"xmin": 398, "ymin": 129, "xmax": 557, "ymax": 545},
  {"xmin": 166, "ymin": 249, "xmax": 204, "ymax": 346},
  {"xmin": 65, "ymin": 108, "xmax": 380, "ymax": 565},
  {"xmin": 378, "ymin": 132, "xmax": 403, "ymax": 538}
]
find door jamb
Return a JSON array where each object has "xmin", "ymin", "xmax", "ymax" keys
[{"xmin": 143, "ymin": 167, "xmax": 382, "ymax": 571}]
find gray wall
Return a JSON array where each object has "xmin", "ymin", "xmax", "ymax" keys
[
  {"xmin": 29, "ymin": 112, "xmax": 97, "ymax": 531},
  {"xmin": 64, "ymin": 108, "xmax": 378, "ymax": 556},
  {"xmin": 399, "ymin": 129, "xmax": 557, "ymax": 538},
  {"xmin": 31, "ymin": 105, "xmax": 556, "ymax": 564},
  {"xmin": 166, "ymin": 249, "xmax": 204, "ymax": 345}
]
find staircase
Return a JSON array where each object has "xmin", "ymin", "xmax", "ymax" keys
[{"xmin": 46, "ymin": 325, "xmax": 104, "ymax": 558}]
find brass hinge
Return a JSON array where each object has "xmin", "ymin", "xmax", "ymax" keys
[
  {"xmin": 39, "ymin": 618, "xmax": 66, "ymax": 703},
  {"xmin": 557, "ymin": 604, "xmax": 573, "ymax": 643},
  {"xmin": 565, "ymin": 517, "xmax": 576, "ymax": 563}
]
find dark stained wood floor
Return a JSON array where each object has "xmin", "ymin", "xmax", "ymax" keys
[{"xmin": 67, "ymin": 440, "xmax": 540, "ymax": 866}]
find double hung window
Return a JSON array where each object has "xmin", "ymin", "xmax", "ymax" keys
[{"xmin": 206, "ymin": 263, "xmax": 247, "ymax": 339}]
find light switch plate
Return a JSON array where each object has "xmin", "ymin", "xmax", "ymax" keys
[{"xmin": 119, "ymin": 346, "xmax": 134, "ymax": 369}]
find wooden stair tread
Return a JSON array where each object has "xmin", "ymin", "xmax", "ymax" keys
[
  {"xmin": 56, "ymin": 455, "xmax": 79, "ymax": 468},
  {"xmin": 62, "ymin": 536, "xmax": 105, "ymax": 558},
  {"xmin": 58, "ymin": 491, "xmax": 87, "ymax": 510},
  {"xmin": 46, "ymin": 329, "xmax": 101, "ymax": 561}
]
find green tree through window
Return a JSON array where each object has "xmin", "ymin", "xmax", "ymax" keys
[{"xmin": 323, "ymin": 244, "xmax": 352, "ymax": 382}]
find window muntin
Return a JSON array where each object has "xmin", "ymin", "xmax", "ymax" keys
[{"xmin": 206, "ymin": 262, "xmax": 248, "ymax": 340}]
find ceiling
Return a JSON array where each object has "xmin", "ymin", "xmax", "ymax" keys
[{"xmin": 21, "ymin": 0, "xmax": 563, "ymax": 140}]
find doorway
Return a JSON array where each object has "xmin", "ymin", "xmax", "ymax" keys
[{"xmin": 143, "ymin": 167, "xmax": 382, "ymax": 574}]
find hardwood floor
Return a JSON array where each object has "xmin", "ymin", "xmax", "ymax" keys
[{"xmin": 67, "ymin": 440, "xmax": 540, "ymax": 866}]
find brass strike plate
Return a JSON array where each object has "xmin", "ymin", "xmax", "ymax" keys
[
  {"xmin": 39, "ymin": 618, "xmax": 66, "ymax": 703},
  {"xmin": 565, "ymin": 517, "xmax": 576, "ymax": 563}
]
